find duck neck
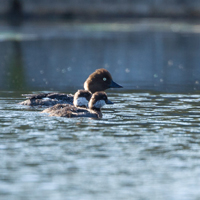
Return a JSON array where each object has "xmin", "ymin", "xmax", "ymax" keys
[{"xmin": 89, "ymin": 107, "xmax": 102, "ymax": 118}]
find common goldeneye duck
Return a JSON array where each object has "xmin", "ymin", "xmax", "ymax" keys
[
  {"xmin": 19, "ymin": 68, "xmax": 122, "ymax": 106},
  {"xmin": 42, "ymin": 91, "xmax": 113, "ymax": 119},
  {"xmin": 84, "ymin": 68, "xmax": 122, "ymax": 93}
]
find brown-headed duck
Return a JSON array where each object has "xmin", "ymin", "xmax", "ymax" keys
[{"xmin": 19, "ymin": 68, "xmax": 122, "ymax": 106}]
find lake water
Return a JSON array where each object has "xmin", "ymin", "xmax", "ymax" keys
[
  {"xmin": 1, "ymin": 19, "xmax": 200, "ymax": 199},
  {"xmin": 1, "ymin": 90, "xmax": 200, "ymax": 200}
]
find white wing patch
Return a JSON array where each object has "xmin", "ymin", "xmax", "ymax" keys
[
  {"xmin": 93, "ymin": 100, "xmax": 106, "ymax": 108},
  {"xmin": 74, "ymin": 97, "xmax": 88, "ymax": 107},
  {"xmin": 42, "ymin": 97, "xmax": 58, "ymax": 102},
  {"xmin": 42, "ymin": 97, "xmax": 51, "ymax": 100}
]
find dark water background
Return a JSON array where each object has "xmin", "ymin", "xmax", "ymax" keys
[
  {"xmin": 1, "ymin": 19, "xmax": 200, "ymax": 92},
  {"xmin": 1, "ymin": 20, "xmax": 200, "ymax": 199}
]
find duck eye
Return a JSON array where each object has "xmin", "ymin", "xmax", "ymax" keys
[{"xmin": 103, "ymin": 77, "xmax": 107, "ymax": 81}]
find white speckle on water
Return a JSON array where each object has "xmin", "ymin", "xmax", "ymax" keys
[
  {"xmin": 104, "ymin": 64, "xmax": 109, "ymax": 68},
  {"xmin": 125, "ymin": 68, "xmax": 130, "ymax": 73},
  {"xmin": 67, "ymin": 67, "xmax": 72, "ymax": 71},
  {"xmin": 62, "ymin": 69, "xmax": 66, "ymax": 73},
  {"xmin": 179, "ymin": 64, "xmax": 184, "ymax": 69},
  {"xmin": 168, "ymin": 60, "xmax": 173, "ymax": 66}
]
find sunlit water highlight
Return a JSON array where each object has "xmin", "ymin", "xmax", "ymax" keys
[{"xmin": 0, "ymin": 91, "xmax": 200, "ymax": 200}]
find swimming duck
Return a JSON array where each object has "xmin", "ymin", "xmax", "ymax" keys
[
  {"xmin": 19, "ymin": 68, "xmax": 122, "ymax": 106},
  {"xmin": 42, "ymin": 91, "xmax": 113, "ymax": 119},
  {"xmin": 42, "ymin": 90, "xmax": 91, "ymax": 113}
]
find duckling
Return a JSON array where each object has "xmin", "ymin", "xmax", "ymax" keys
[
  {"xmin": 42, "ymin": 91, "xmax": 113, "ymax": 119},
  {"xmin": 42, "ymin": 90, "xmax": 91, "ymax": 114}
]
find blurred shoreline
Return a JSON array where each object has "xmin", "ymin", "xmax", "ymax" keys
[{"xmin": 1, "ymin": 0, "xmax": 200, "ymax": 26}]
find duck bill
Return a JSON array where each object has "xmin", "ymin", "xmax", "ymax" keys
[
  {"xmin": 106, "ymin": 99, "xmax": 114, "ymax": 104},
  {"xmin": 109, "ymin": 80, "xmax": 123, "ymax": 88}
]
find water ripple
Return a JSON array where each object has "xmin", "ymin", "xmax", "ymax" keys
[{"xmin": 1, "ymin": 91, "xmax": 200, "ymax": 200}]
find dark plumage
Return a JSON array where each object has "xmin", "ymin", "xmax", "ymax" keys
[{"xmin": 19, "ymin": 93, "xmax": 73, "ymax": 106}]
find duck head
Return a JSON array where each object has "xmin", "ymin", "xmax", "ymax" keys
[
  {"xmin": 73, "ymin": 90, "xmax": 92, "ymax": 108},
  {"xmin": 84, "ymin": 68, "xmax": 122, "ymax": 93},
  {"xmin": 88, "ymin": 91, "xmax": 113, "ymax": 110}
]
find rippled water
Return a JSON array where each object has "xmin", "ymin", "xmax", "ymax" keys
[{"xmin": 1, "ymin": 90, "xmax": 200, "ymax": 200}]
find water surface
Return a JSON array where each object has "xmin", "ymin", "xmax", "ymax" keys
[
  {"xmin": 1, "ymin": 90, "xmax": 200, "ymax": 200},
  {"xmin": 1, "ymin": 20, "xmax": 200, "ymax": 92}
]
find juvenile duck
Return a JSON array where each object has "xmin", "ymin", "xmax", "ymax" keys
[
  {"xmin": 42, "ymin": 90, "xmax": 91, "ymax": 114},
  {"xmin": 19, "ymin": 68, "xmax": 122, "ymax": 106},
  {"xmin": 42, "ymin": 91, "xmax": 113, "ymax": 119}
]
